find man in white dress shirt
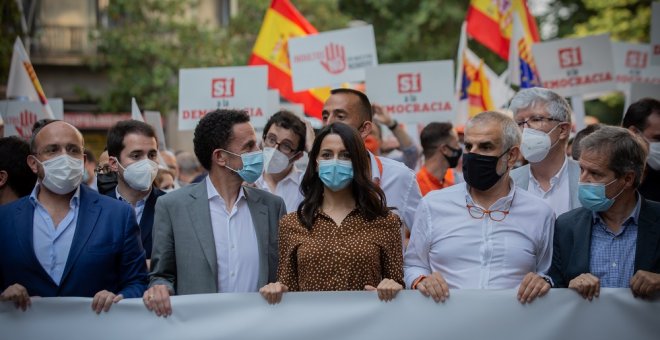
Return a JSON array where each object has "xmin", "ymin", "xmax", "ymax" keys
[
  {"xmin": 255, "ymin": 110, "xmax": 306, "ymax": 213},
  {"xmin": 404, "ymin": 111, "xmax": 555, "ymax": 304},
  {"xmin": 509, "ymin": 88, "xmax": 580, "ymax": 216},
  {"xmin": 322, "ymin": 88, "xmax": 422, "ymax": 234}
]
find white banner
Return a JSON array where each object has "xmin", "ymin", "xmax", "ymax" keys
[
  {"xmin": 0, "ymin": 98, "xmax": 63, "ymax": 139},
  {"xmin": 533, "ymin": 34, "xmax": 616, "ymax": 97},
  {"xmin": 651, "ymin": 2, "xmax": 660, "ymax": 66},
  {"xmin": 178, "ymin": 66, "xmax": 268, "ymax": 131},
  {"xmin": 288, "ymin": 25, "xmax": 377, "ymax": 91},
  {"xmin": 1, "ymin": 290, "xmax": 659, "ymax": 340},
  {"xmin": 366, "ymin": 61, "xmax": 456, "ymax": 125},
  {"xmin": 144, "ymin": 111, "xmax": 166, "ymax": 151},
  {"xmin": 612, "ymin": 42, "xmax": 660, "ymax": 94}
]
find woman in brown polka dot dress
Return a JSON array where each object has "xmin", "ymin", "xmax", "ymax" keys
[{"xmin": 260, "ymin": 122, "xmax": 404, "ymax": 304}]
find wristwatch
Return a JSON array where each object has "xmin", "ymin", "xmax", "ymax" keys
[{"xmin": 387, "ymin": 119, "xmax": 398, "ymax": 131}]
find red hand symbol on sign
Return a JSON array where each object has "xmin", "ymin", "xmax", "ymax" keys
[{"xmin": 320, "ymin": 43, "xmax": 346, "ymax": 74}]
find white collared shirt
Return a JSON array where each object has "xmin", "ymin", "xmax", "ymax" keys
[
  {"xmin": 255, "ymin": 167, "xmax": 304, "ymax": 213},
  {"xmin": 404, "ymin": 181, "xmax": 555, "ymax": 289},
  {"xmin": 528, "ymin": 156, "xmax": 571, "ymax": 216},
  {"xmin": 116, "ymin": 187, "xmax": 149, "ymax": 224},
  {"xmin": 206, "ymin": 178, "xmax": 260, "ymax": 293},
  {"xmin": 368, "ymin": 152, "xmax": 421, "ymax": 231}
]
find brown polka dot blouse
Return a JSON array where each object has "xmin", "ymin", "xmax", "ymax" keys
[{"xmin": 277, "ymin": 209, "xmax": 404, "ymax": 291}]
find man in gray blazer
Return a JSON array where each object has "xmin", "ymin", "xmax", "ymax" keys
[
  {"xmin": 143, "ymin": 109, "xmax": 286, "ymax": 317},
  {"xmin": 509, "ymin": 88, "xmax": 580, "ymax": 216}
]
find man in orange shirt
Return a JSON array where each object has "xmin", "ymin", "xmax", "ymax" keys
[{"xmin": 416, "ymin": 122, "xmax": 462, "ymax": 196}]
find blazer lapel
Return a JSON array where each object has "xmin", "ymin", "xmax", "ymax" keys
[
  {"xmin": 60, "ymin": 187, "xmax": 101, "ymax": 284},
  {"xmin": 244, "ymin": 187, "xmax": 270, "ymax": 287},
  {"xmin": 571, "ymin": 209, "xmax": 593, "ymax": 274},
  {"xmin": 567, "ymin": 160, "xmax": 581, "ymax": 209},
  {"xmin": 15, "ymin": 198, "xmax": 56, "ymax": 285},
  {"xmin": 634, "ymin": 199, "xmax": 660, "ymax": 271},
  {"xmin": 187, "ymin": 183, "xmax": 218, "ymax": 281}
]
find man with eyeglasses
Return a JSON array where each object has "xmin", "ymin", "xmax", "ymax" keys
[
  {"xmin": 549, "ymin": 126, "xmax": 660, "ymax": 300},
  {"xmin": 255, "ymin": 110, "xmax": 307, "ymax": 213},
  {"xmin": 509, "ymin": 87, "xmax": 580, "ymax": 216},
  {"xmin": 404, "ymin": 111, "xmax": 555, "ymax": 304},
  {"xmin": 0, "ymin": 119, "xmax": 147, "ymax": 313}
]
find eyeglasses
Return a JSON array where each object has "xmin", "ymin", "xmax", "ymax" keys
[
  {"xmin": 95, "ymin": 164, "xmax": 112, "ymax": 175},
  {"xmin": 263, "ymin": 134, "xmax": 295, "ymax": 155},
  {"xmin": 465, "ymin": 194, "xmax": 514, "ymax": 222},
  {"xmin": 515, "ymin": 116, "xmax": 561, "ymax": 129},
  {"xmin": 37, "ymin": 144, "xmax": 84, "ymax": 158}
]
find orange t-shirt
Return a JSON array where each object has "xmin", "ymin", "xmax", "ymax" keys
[{"xmin": 416, "ymin": 166, "xmax": 455, "ymax": 197}]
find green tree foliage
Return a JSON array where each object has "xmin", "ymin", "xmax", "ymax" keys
[{"xmin": 0, "ymin": 1, "xmax": 23, "ymax": 86}]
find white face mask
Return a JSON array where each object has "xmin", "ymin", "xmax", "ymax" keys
[
  {"xmin": 520, "ymin": 124, "xmax": 561, "ymax": 163},
  {"xmin": 648, "ymin": 142, "xmax": 660, "ymax": 171},
  {"xmin": 116, "ymin": 158, "xmax": 158, "ymax": 191},
  {"xmin": 37, "ymin": 154, "xmax": 84, "ymax": 195},
  {"xmin": 262, "ymin": 147, "xmax": 292, "ymax": 174}
]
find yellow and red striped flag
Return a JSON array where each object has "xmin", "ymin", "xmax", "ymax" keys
[
  {"xmin": 249, "ymin": 0, "xmax": 330, "ymax": 119},
  {"xmin": 466, "ymin": 0, "xmax": 540, "ymax": 60}
]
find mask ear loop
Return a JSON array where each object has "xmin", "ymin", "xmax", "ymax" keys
[{"xmin": 546, "ymin": 122, "xmax": 566, "ymax": 150}]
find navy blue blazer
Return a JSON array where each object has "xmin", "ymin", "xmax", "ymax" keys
[
  {"xmin": 106, "ymin": 187, "xmax": 165, "ymax": 259},
  {"xmin": 0, "ymin": 185, "xmax": 148, "ymax": 298},
  {"xmin": 549, "ymin": 197, "xmax": 660, "ymax": 288}
]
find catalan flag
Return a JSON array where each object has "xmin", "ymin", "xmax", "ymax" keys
[
  {"xmin": 6, "ymin": 37, "xmax": 54, "ymax": 119},
  {"xmin": 461, "ymin": 57, "xmax": 495, "ymax": 118},
  {"xmin": 249, "ymin": 0, "xmax": 330, "ymax": 119},
  {"xmin": 466, "ymin": 0, "xmax": 540, "ymax": 60},
  {"xmin": 508, "ymin": 15, "xmax": 541, "ymax": 88}
]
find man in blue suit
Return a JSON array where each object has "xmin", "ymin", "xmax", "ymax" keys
[
  {"xmin": 549, "ymin": 126, "xmax": 660, "ymax": 300},
  {"xmin": 106, "ymin": 120, "xmax": 164, "ymax": 261},
  {"xmin": 0, "ymin": 120, "xmax": 147, "ymax": 313}
]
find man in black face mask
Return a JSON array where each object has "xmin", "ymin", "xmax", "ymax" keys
[
  {"xmin": 404, "ymin": 111, "xmax": 555, "ymax": 304},
  {"xmin": 416, "ymin": 122, "xmax": 463, "ymax": 196}
]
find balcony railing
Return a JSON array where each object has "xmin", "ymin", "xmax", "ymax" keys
[{"xmin": 30, "ymin": 25, "xmax": 97, "ymax": 64}]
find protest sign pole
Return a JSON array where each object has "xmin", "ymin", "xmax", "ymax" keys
[{"xmin": 570, "ymin": 95, "xmax": 586, "ymax": 132}]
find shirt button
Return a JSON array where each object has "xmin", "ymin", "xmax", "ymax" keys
[
  {"xmin": 231, "ymin": 245, "xmax": 235, "ymax": 250},
  {"xmin": 612, "ymin": 262, "xmax": 617, "ymax": 268},
  {"xmin": 231, "ymin": 271, "xmax": 235, "ymax": 277}
]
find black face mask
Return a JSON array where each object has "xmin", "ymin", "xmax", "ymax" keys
[
  {"xmin": 96, "ymin": 172, "xmax": 118, "ymax": 195},
  {"xmin": 462, "ymin": 149, "xmax": 509, "ymax": 191},
  {"xmin": 443, "ymin": 145, "xmax": 463, "ymax": 168}
]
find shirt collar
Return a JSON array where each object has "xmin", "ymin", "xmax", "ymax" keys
[
  {"xmin": 529, "ymin": 155, "xmax": 568, "ymax": 187},
  {"xmin": 116, "ymin": 186, "xmax": 150, "ymax": 206},
  {"xmin": 206, "ymin": 176, "xmax": 246, "ymax": 203},
  {"xmin": 465, "ymin": 178, "xmax": 517, "ymax": 211},
  {"xmin": 593, "ymin": 192, "xmax": 642, "ymax": 228},
  {"xmin": 29, "ymin": 182, "xmax": 81, "ymax": 209}
]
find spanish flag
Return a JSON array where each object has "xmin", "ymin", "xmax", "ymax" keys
[
  {"xmin": 465, "ymin": 0, "xmax": 540, "ymax": 60},
  {"xmin": 249, "ymin": 0, "xmax": 330, "ymax": 119}
]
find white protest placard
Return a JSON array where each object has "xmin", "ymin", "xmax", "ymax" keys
[
  {"xmin": 532, "ymin": 34, "xmax": 616, "ymax": 97},
  {"xmin": 279, "ymin": 103, "xmax": 305, "ymax": 118},
  {"xmin": 178, "ymin": 65, "xmax": 268, "ymax": 131},
  {"xmin": 0, "ymin": 98, "xmax": 63, "ymax": 139},
  {"xmin": 612, "ymin": 42, "xmax": 660, "ymax": 94},
  {"xmin": 267, "ymin": 89, "xmax": 280, "ymax": 120},
  {"xmin": 288, "ymin": 25, "xmax": 377, "ymax": 91},
  {"xmin": 366, "ymin": 61, "xmax": 456, "ymax": 125},
  {"xmin": 144, "ymin": 111, "xmax": 167, "ymax": 150},
  {"xmin": 651, "ymin": 2, "xmax": 660, "ymax": 66}
]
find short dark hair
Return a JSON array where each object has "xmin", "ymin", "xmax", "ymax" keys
[
  {"xmin": 194, "ymin": 109, "xmax": 250, "ymax": 170},
  {"xmin": 330, "ymin": 88, "xmax": 373, "ymax": 122},
  {"xmin": 580, "ymin": 126, "xmax": 647, "ymax": 187},
  {"xmin": 107, "ymin": 120, "xmax": 157, "ymax": 158},
  {"xmin": 420, "ymin": 122, "xmax": 454, "ymax": 159},
  {"xmin": 263, "ymin": 110, "xmax": 306, "ymax": 152},
  {"xmin": 84, "ymin": 149, "xmax": 96, "ymax": 163},
  {"xmin": 30, "ymin": 119, "xmax": 59, "ymax": 154},
  {"xmin": 622, "ymin": 98, "xmax": 660, "ymax": 131},
  {"xmin": 0, "ymin": 136, "xmax": 37, "ymax": 197},
  {"xmin": 297, "ymin": 122, "xmax": 388, "ymax": 229},
  {"xmin": 571, "ymin": 124, "xmax": 602, "ymax": 161}
]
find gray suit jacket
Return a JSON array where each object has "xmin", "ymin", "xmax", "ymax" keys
[
  {"xmin": 149, "ymin": 180, "xmax": 286, "ymax": 295},
  {"xmin": 510, "ymin": 158, "xmax": 582, "ymax": 211}
]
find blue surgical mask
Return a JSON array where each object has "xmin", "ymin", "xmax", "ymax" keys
[
  {"xmin": 318, "ymin": 159, "xmax": 353, "ymax": 192},
  {"xmin": 222, "ymin": 149, "xmax": 264, "ymax": 184},
  {"xmin": 578, "ymin": 178, "xmax": 624, "ymax": 212}
]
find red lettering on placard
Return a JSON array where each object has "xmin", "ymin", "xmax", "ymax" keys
[
  {"xmin": 543, "ymin": 72, "xmax": 613, "ymax": 89},
  {"xmin": 398, "ymin": 73, "xmax": 422, "ymax": 94},
  {"xmin": 625, "ymin": 50, "xmax": 648, "ymax": 68},
  {"xmin": 384, "ymin": 101, "xmax": 452, "ymax": 114},
  {"xmin": 558, "ymin": 47, "xmax": 582, "ymax": 68},
  {"xmin": 211, "ymin": 78, "xmax": 235, "ymax": 98}
]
